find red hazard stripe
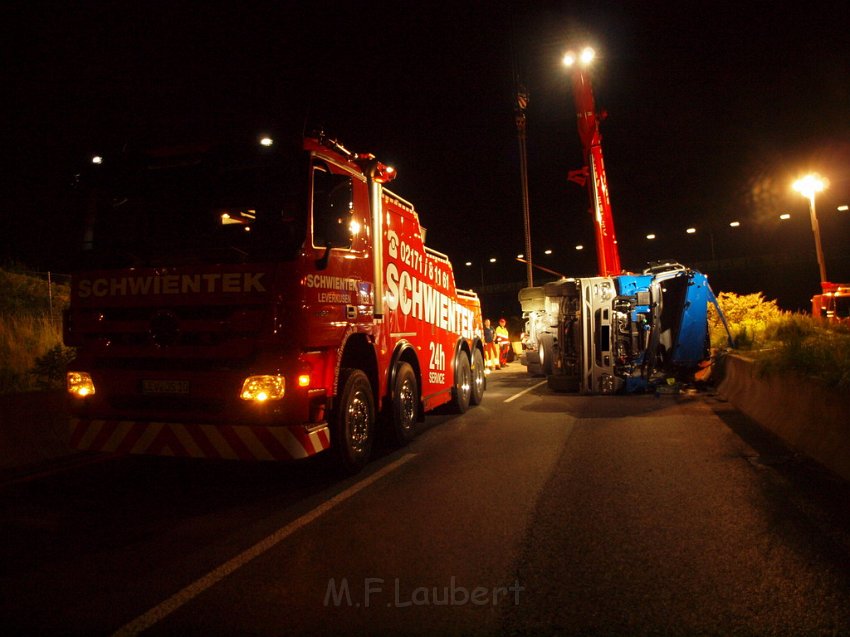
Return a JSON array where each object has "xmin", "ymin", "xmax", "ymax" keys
[
  {"xmin": 185, "ymin": 425, "xmax": 223, "ymax": 459},
  {"xmin": 218, "ymin": 425, "xmax": 256, "ymax": 460},
  {"xmin": 89, "ymin": 420, "xmax": 120, "ymax": 451},
  {"xmin": 69, "ymin": 419, "xmax": 88, "ymax": 449},
  {"xmin": 249, "ymin": 426, "xmax": 294, "ymax": 461},
  {"xmin": 113, "ymin": 422, "xmax": 149, "ymax": 455},
  {"xmin": 297, "ymin": 428, "xmax": 317, "ymax": 456},
  {"xmin": 316, "ymin": 427, "xmax": 331, "ymax": 450},
  {"xmin": 148, "ymin": 425, "xmax": 189, "ymax": 457}
]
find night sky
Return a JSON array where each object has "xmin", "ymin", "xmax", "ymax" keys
[{"xmin": 4, "ymin": 1, "xmax": 849, "ymax": 311}]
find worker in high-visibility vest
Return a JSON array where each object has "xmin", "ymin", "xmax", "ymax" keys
[{"xmin": 495, "ymin": 317, "xmax": 510, "ymax": 368}]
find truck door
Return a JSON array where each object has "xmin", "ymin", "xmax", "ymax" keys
[{"xmin": 306, "ymin": 158, "xmax": 373, "ymax": 346}]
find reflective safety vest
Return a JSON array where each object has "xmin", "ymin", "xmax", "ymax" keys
[{"xmin": 495, "ymin": 325, "xmax": 509, "ymax": 344}]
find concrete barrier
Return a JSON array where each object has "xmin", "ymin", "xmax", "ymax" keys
[{"xmin": 716, "ymin": 353, "xmax": 850, "ymax": 482}]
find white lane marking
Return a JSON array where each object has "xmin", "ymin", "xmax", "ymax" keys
[
  {"xmin": 111, "ymin": 453, "xmax": 417, "ymax": 637},
  {"xmin": 504, "ymin": 380, "xmax": 547, "ymax": 403}
]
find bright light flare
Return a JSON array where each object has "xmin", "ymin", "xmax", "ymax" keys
[
  {"xmin": 780, "ymin": 213, "xmax": 791, "ymax": 220},
  {"xmin": 240, "ymin": 375, "xmax": 285, "ymax": 402},
  {"xmin": 686, "ymin": 227, "xmax": 696, "ymax": 234},
  {"xmin": 646, "ymin": 234, "xmax": 656, "ymax": 240},
  {"xmin": 575, "ymin": 245, "xmax": 584, "ymax": 250},
  {"xmin": 91, "ymin": 155, "xmax": 103, "ymax": 165},
  {"xmin": 729, "ymin": 221, "xmax": 741, "ymax": 228},
  {"xmin": 489, "ymin": 257, "xmax": 497, "ymax": 263},
  {"xmin": 563, "ymin": 47, "xmax": 595, "ymax": 68},
  {"xmin": 793, "ymin": 174, "xmax": 827, "ymax": 199},
  {"xmin": 259, "ymin": 136, "xmax": 274, "ymax": 147},
  {"xmin": 67, "ymin": 372, "xmax": 95, "ymax": 398},
  {"xmin": 544, "ymin": 249, "xmax": 553, "ymax": 255}
]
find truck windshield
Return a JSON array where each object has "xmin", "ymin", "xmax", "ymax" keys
[{"xmin": 77, "ymin": 144, "xmax": 308, "ymax": 268}]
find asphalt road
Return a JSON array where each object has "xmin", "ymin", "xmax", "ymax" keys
[{"xmin": 1, "ymin": 367, "xmax": 849, "ymax": 635}]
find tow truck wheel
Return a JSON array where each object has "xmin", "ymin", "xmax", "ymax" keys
[
  {"xmin": 450, "ymin": 352, "xmax": 472, "ymax": 413},
  {"xmin": 332, "ymin": 368, "xmax": 375, "ymax": 473},
  {"xmin": 389, "ymin": 362, "xmax": 418, "ymax": 446},
  {"xmin": 470, "ymin": 348, "xmax": 485, "ymax": 405}
]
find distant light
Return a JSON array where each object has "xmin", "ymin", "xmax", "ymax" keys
[
  {"xmin": 544, "ymin": 249, "xmax": 553, "ymax": 255},
  {"xmin": 517, "ymin": 253, "xmax": 524, "ymax": 259},
  {"xmin": 729, "ymin": 221, "xmax": 741, "ymax": 228},
  {"xmin": 349, "ymin": 219, "xmax": 362, "ymax": 235},
  {"xmin": 792, "ymin": 173, "xmax": 826, "ymax": 199},
  {"xmin": 259, "ymin": 136, "xmax": 274, "ymax": 147},
  {"xmin": 575, "ymin": 245, "xmax": 584, "ymax": 251},
  {"xmin": 838, "ymin": 205, "xmax": 849, "ymax": 212},
  {"xmin": 465, "ymin": 261, "xmax": 472, "ymax": 267},
  {"xmin": 562, "ymin": 51, "xmax": 577, "ymax": 67},
  {"xmin": 91, "ymin": 156, "xmax": 103, "ymax": 164},
  {"xmin": 580, "ymin": 47, "xmax": 595, "ymax": 65},
  {"xmin": 489, "ymin": 257, "xmax": 497, "ymax": 263},
  {"xmin": 686, "ymin": 227, "xmax": 696, "ymax": 234},
  {"xmin": 779, "ymin": 213, "xmax": 791, "ymax": 220},
  {"xmin": 646, "ymin": 234, "xmax": 656, "ymax": 240}
]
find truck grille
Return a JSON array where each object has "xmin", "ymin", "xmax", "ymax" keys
[{"xmin": 72, "ymin": 305, "xmax": 265, "ymax": 349}]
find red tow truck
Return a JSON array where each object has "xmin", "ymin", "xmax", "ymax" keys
[
  {"xmin": 812, "ymin": 282, "xmax": 850, "ymax": 323},
  {"xmin": 64, "ymin": 132, "xmax": 486, "ymax": 472}
]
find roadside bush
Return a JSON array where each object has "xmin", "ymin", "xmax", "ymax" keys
[
  {"xmin": 0, "ymin": 267, "xmax": 71, "ymax": 394},
  {"xmin": 709, "ymin": 291, "xmax": 784, "ymax": 350},
  {"xmin": 30, "ymin": 343, "xmax": 77, "ymax": 390}
]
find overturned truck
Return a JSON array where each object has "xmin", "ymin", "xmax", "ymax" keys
[{"xmin": 520, "ymin": 262, "xmax": 726, "ymax": 394}]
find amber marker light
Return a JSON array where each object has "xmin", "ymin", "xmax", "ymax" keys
[
  {"xmin": 297, "ymin": 374, "xmax": 311, "ymax": 388},
  {"xmin": 67, "ymin": 372, "xmax": 95, "ymax": 397}
]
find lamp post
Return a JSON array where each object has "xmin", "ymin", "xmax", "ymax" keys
[{"xmin": 793, "ymin": 174, "xmax": 828, "ymax": 283}]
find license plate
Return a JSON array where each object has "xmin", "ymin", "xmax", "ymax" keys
[{"xmin": 141, "ymin": 379, "xmax": 190, "ymax": 395}]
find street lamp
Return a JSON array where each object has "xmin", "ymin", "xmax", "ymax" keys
[{"xmin": 793, "ymin": 173, "xmax": 828, "ymax": 283}]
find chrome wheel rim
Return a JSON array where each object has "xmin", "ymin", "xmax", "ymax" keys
[
  {"xmin": 345, "ymin": 388, "xmax": 371, "ymax": 457},
  {"xmin": 398, "ymin": 377, "xmax": 416, "ymax": 434}
]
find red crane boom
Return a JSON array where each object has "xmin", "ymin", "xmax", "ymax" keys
[{"xmin": 566, "ymin": 50, "xmax": 622, "ymax": 277}]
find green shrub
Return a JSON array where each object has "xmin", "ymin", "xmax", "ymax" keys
[{"xmin": 29, "ymin": 343, "xmax": 77, "ymax": 390}]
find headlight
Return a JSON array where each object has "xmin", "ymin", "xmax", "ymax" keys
[
  {"xmin": 240, "ymin": 375, "xmax": 285, "ymax": 402},
  {"xmin": 67, "ymin": 371, "xmax": 95, "ymax": 398}
]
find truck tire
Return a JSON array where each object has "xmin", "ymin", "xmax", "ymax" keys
[
  {"xmin": 538, "ymin": 333, "xmax": 554, "ymax": 376},
  {"xmin": 525, "ymin": 350, "xmax": 543, "ymax": 377},
  {"xmin": 547, "ymin": 373, "xmax": 580, "ymax": 393},
  {"xmin": 450, "ymin": 352, "xmax": 472, "ymax": 413},
  {"xmin": 331, "ymin": 368, "xmax": 375, "ymax": 473},
  {"xmin": 470, "ymin": 348, "xmax": 485, "ymax": 405},
  {"xmin": 389, "ymin": 362, "xmax": 418, "ymax": 446}
]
